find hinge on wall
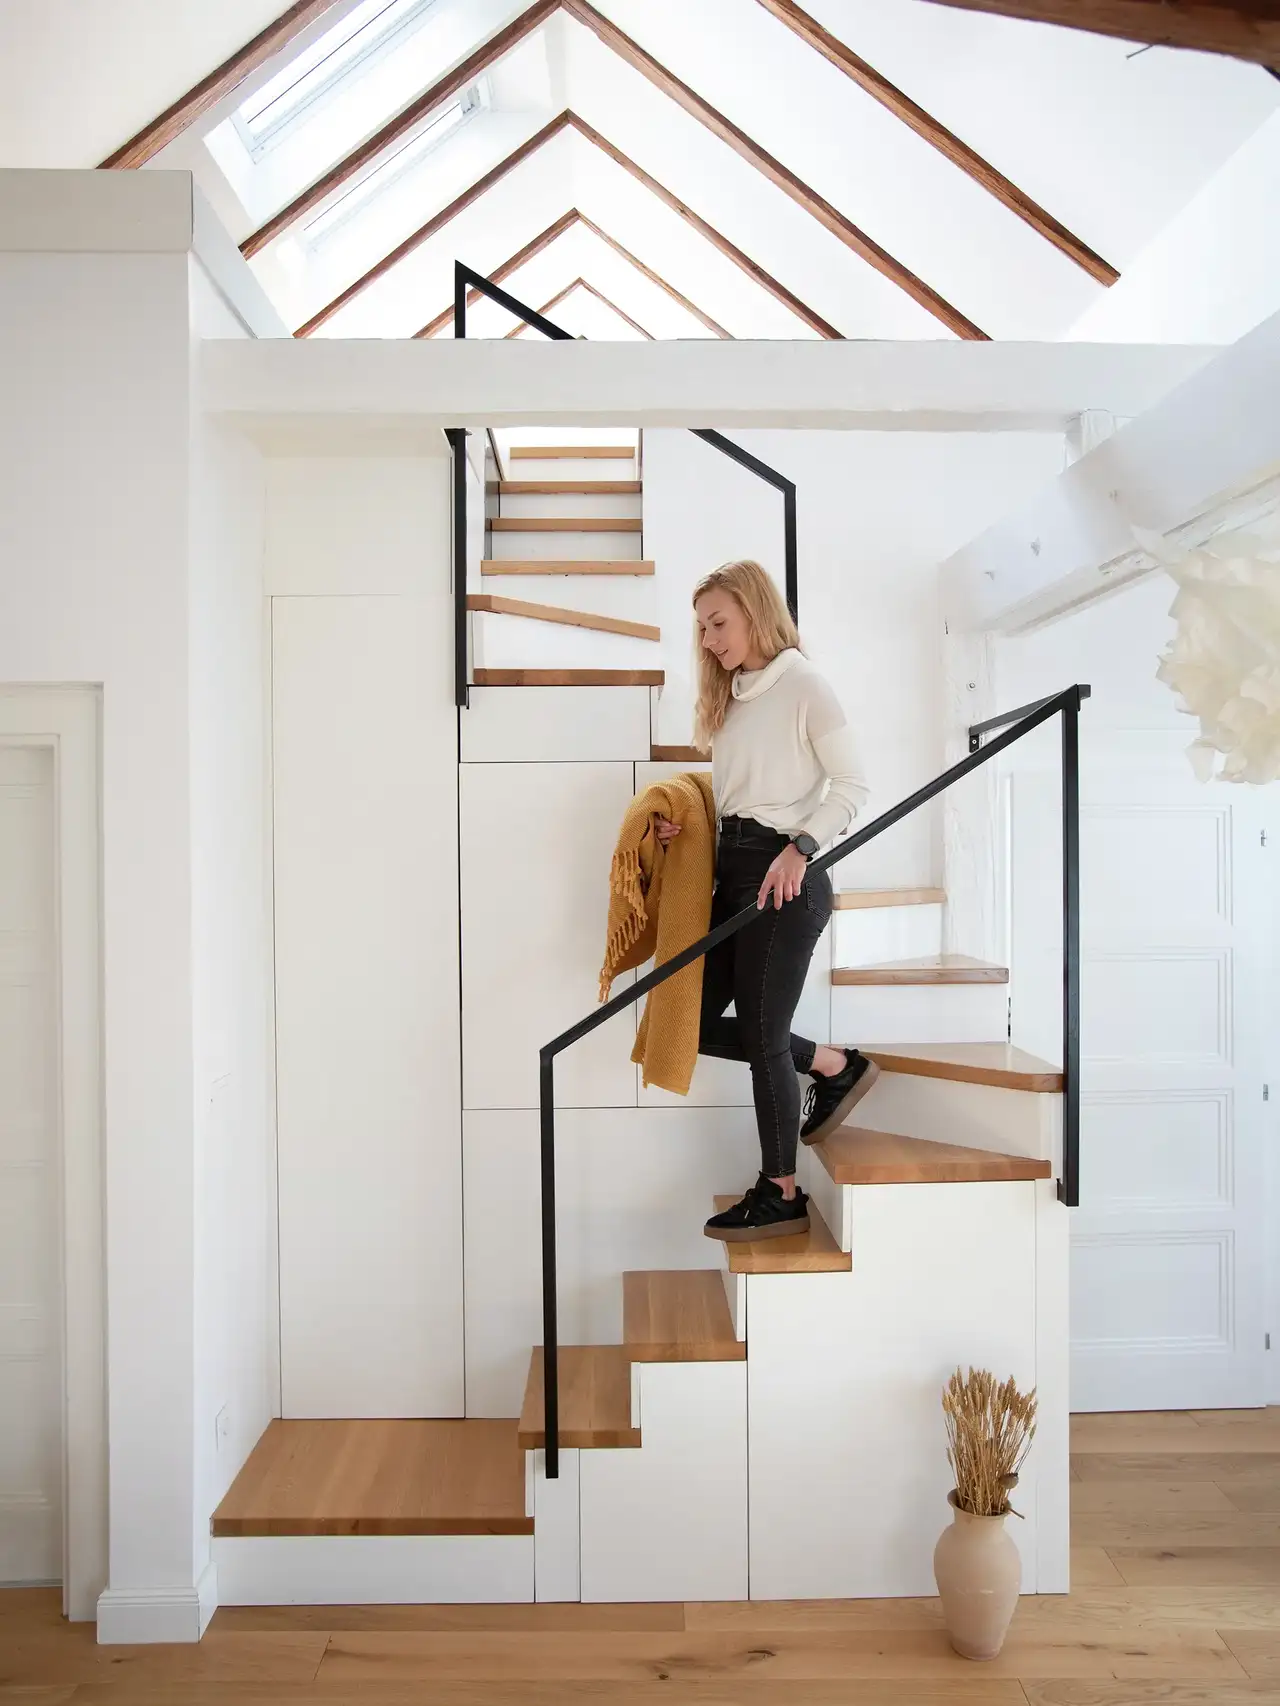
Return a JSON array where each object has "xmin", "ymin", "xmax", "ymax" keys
[
  {"xmin": 1268, "ymin": 1332, "xmax": 1273, "ymax": 1351},
  {"xmin": 1265, "ymin": 1085, "xmax": 1271, "ymax": 1102},
  {"xmin": 1263, "ymin": 829, "xmax": 1269, "ymax": 847},
  {"xmin": 1007, "ymin": 997, "xmax": 1012, "ymax": 1041}
]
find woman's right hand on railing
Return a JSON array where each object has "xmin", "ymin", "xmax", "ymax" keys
[{"xmin": 655, "ymin": 817, "xmax": 682, "ymax": 845}]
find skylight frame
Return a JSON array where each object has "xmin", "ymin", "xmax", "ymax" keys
[{"xmin": 232, "ymin": 0, "xmax": 445, "ymax": 162}]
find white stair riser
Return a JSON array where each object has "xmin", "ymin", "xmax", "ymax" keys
[
  {"xmin": 460, "ymin": 685, "xmax": 651, "ymax": 763},
  {"xmin": 498, "ymin": 493, "xmax": 642, "ymax": 520},
  {"xmin": 857, "ymin": 1069, "xmax": 1061, "ymax": 1165},
  {"xmin": 489, "ymin": 529, "xmax": 644, "ymax": 561},
  {"xmin": 833, "ymin": 903, "xmax": 943, "ymax": 964},
  {"xmin": 832, "ymin": 981, "xmax": 1007, "ymax": 1045},
  {"xmin": 478, "ymin": 575, "xmax": 657, "ymax": 624},
  {"xmin": 505, "ymin": 458, "xmax": 637, "ymax": 482},
  {"xmin": 578, "ymin": 1361, "xmax": 748, "ymax": 1603},
  {"xmin": 212, "ymin": 1535, "xmax": 533, "ymax": 1604},
  {"xmin": 471, "ymin": 612, "xmax": 658, "ymax": 670}
]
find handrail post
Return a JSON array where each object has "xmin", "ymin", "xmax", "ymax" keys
[
  {"xmin": 446, "ymin": 427, "xmax": 468, "ymax": 710},
  {"xmin": 1059, "ymin": 691, "xmax": 1082, "ymax": 1207},
  {"xmin": 783, "ymin": 483, "xmax": 798, "ymax": 622},
  {"xmin": 539, "ymin": 1049, "xmax": 560, "ymax": 1478}
]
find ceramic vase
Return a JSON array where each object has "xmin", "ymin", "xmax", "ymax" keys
[{"xmin": 932, "ymin": 1489, "xmax": 1021, "ymax": 1660}]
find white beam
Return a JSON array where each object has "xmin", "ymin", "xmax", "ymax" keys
[
  {"xmin": 200, "ymin": 337, "xmax": 1215, "ymax": 445},
  {"xmin": 942, "ymin": 305, "xmax": 1280, "ymax": 633}
]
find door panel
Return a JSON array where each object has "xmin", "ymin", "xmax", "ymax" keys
[
  {"xmin": 0, "ymin": 745, "xmax": 60, "ymax": 1580},
  {"xmin": 1011, "ymin": 772, "xmax": 1267, "ymax": 1411}
]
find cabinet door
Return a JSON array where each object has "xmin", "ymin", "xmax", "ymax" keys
[
  {"xmin": 273, "ymin": 594, "xmax": 463, "ymax": 1416},
  {"xmin": 460, "ymin": 762, "xmax": 639, "ymax": 1109}
]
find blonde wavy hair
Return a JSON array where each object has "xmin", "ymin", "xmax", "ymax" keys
[{"xmin": 692, "ymin": 559, "xmax": 801, "ymax": 752}]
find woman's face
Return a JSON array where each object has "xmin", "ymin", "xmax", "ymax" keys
[{"xmin": 696, "ymin": 588, "xmax": 755, "ymax": 672}]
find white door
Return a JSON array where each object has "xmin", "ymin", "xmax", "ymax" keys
[
  {"xmin": 0, "ymin": 744, "xmax": 61, "ymax": 1581},
  {"xmin": 1011, "ymin": 770, "xmax": 1270, "ymax": 1411}
]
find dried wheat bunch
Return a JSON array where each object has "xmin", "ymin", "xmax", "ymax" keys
[{"xmin": 942, "ymin": 1367, "xmax": 1038, "ymax": 1518}]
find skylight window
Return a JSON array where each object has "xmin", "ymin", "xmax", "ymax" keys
[
  {"xmin": 234, "ymin": 0, "xmax": 443, "ymax": 160},
  {"xmin": 299, "ymin": 83, "xmax": 483, "ymax": 247}
]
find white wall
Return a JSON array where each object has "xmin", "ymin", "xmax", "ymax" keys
[
  {"xmin": 641, "ymin": 427, "xmax": 1065, "ymax": 886},
  {"xmin": 187, "ymin": 289, "xmax": 274, "ymax": 1588},
  {"xmin": 0, "ymin": 243, "xmax": 199, "ymax": 1607},
  {"xmin": 1068, "ymin": 109, "xmax": 1280, "ymax": 347}
]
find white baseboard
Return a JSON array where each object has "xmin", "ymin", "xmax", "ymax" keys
[
  {"xmin": 96, "ymin": 1561, "xmax": 217, "ymax": 1645},
  {"xmin": 212, "ymin": 1535, "xmax": 534, "ymax": 1605}
]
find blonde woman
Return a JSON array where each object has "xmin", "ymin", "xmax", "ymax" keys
[{"xmin": 658, "ymin": 560, "xmax": 878, "ymax": 1240}]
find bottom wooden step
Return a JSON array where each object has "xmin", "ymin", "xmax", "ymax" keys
[
  {"xmin": 518, "ymin": 1346, "xmax": 642, "ymax": 1450},
  {"xmin": 211, "ymin": 1419, "xmax": 532, "ymax": 1537}
]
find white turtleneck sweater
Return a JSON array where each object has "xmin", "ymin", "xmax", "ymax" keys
[{"xmin": 711, "ymin": 649, "xmax": 868, "ymax": 849}]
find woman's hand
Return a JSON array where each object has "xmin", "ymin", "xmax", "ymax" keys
[
  {"xmin": 758, "ymin": 844, "xmax": 809, "ymax": 910},
  {"xmin": 655, "ymin": 817, "xmax": 682, "ymax": 846}
]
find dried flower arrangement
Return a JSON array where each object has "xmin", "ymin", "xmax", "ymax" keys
[{"xmin": 942, "ymin": 1367, "xmax": 1038, "ymax": 1518}]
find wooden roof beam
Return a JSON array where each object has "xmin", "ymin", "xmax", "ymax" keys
[
  {"xmin": 415, "ymin": 210, "xmax": 731, "ymax": 339},
  {"xmin": 560, "ymin": 0, "xmax": 987, "ymax": 338},
  {"xmin": 99, "ymin": 0, "xmax": 344, "ymax": 168},
  {"xmin": 753, "ymin": 0, "xmax": 1119, "ymax": 285},
  {"xmin": 505, "ymin": 278, "xmax": 655, "ymax": 339},
  {"xmin": 916, "ymin": 0, "xmax": 1280, "ymax": 64}
]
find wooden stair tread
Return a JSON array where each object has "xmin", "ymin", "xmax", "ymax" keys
[
  {"xmin": 490, "ymin": 517, "xmax": 642, "ymax": 532},
  {"xmin": 495, "ymin": 480, "xmax": 641, "ymax": 494},
  {"xmin": 833, "ymin": 955, "xmax": 1008, "ymax": 986},
  {"xmin": 816, "ymin": 1126, "xmax": 1052, "ymax": 1185},
  {"xmin": 650, "ymin": 745, "xmax": 707, "ymax": 763},
  {"xmin": 713, "ymin": 1196, "xmax": 851, "ymax": 1275},
  {"xmin": 482, "ymin": 559, "xmax": 655, "ymax": 576},
  {"xmin": 517, "ymin": 1346, "xmax": 642, "ymax": 1450},
  {"xmin": 467, "ymin": 594, "xmax": 659, "ymax": 642},
  {"xmin": 834, "ymin": 887, "xmax": 946, "ymax": 911},
  {"xmin": 474, "ymin": 669, "xmax": 664, "ymax": 687},
  {"xmin": 623, "ymin": 1270, "xmax": 745, "ymax": 1363},
  {"xmin": 862, "ymin": 1042, "xmax": 1063, "ymax": 1093},
  {"xmin": 211, "ymin": 1419, "xmax": 532, "ymax": 1537},
  {"xmin": 510, "ymin": 445, "xmax": 635, "ymax": 459}
]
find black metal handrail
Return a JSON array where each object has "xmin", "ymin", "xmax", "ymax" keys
[
  {"xmin": 447, "ymin": 262, "xmax": 799, "ymax": 709},
  {"xmin": 534, "ymin": 683, "xmax": 1089, "ymax": 1475}
]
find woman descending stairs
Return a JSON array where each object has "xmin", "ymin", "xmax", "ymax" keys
[{"xmin": 469, "ymin": 438, "xmax": 664, "ymax": 688}]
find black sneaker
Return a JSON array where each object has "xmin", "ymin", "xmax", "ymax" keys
[
  {"xmin": 799, "ymin": 1049, "xmax": 880, "ymax": 1147},
  {"xmin": 704, "ymin": 1175, "xmax": 810, "ymax": 1243}
]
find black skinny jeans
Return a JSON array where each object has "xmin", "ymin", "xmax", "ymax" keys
[{"xmin": 697, "ymin": 816, "xmax": 832, "ymax": 1178}]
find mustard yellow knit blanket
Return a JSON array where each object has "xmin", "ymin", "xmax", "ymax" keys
[{"xmin": 599, "ymin": 770, "xmax": 716, "ymax": 1096}]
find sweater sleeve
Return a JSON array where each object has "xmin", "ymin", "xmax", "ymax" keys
[{"xmin": 798, "ymin": 675, "xmax": 869, "ymax": 848}]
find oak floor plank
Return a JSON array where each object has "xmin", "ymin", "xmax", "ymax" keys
[
  {"xmin": 58, "ymin": 1685, "xmax": 1030, "ymax": 1705},
  {"xmin": 1074, "ymin": 1511, "xmax": 1280, "ymax": 1547},
  {"xmin": 212, "ymin": 1603, "xmax": 684, "ymax": 1633},
  {"xmin": 1068, "ymin": 1547, "xmax": 1127, "ymax": 1586},
  {"xmin": 1218, "ymin": 1474, "xmax": 1280, "ymax": 1512},
  {"xmin": 0, "ymin": 1630, "xmax": 326, "ymax": 1687},
  {"xmin": 1070, "ymin": 1479, "xmax": 1236, "ymax": 1514},
  {"xmin": 313, "ymin": 1627, "xmax": 1247, "ymax": 1682},
  {"xmin": 1107, "ymin": 1547, "xmax": 1280, "ymax": 1586},
  {"xmin": 1072, "ymin": 1452, "xmax": 1280, "ymax": 1481},
  {"xmin": 1220, "ymin": 1631, "xmax": 1280, "ymax": 1679},
  {"xmin": 1022, "ymin": 1683, "xmax": 1280, "ymax": 1704}
]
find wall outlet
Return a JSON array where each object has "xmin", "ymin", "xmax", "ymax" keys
[{"xmin": 215, "ymin": 1404, "xmax": 232, "ymax": 1452}]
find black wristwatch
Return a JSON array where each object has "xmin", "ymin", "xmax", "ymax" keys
[{"xmin": 790, "ymin": 832, "xmax": 819, "ymax": 860}]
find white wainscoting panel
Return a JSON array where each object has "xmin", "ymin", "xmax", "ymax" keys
[
  {"xmin": 460, "ymin": 761, "xmax": 639, "ymax": 1110},
  {"xmin": 579, "ymin": 1361, "xmax": 748, "ymax": 1603},
  {"xmin": 272, "ymin": 594, "xmax": 463, "ymax": 1417},
  {"xmin": 462, "ymin": 1107, "xmax": 762, "ymax": 1416}
]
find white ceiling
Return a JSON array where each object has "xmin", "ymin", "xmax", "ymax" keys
[{"xmin": 3, "ymin": 0, "xmax": 1277, "ymax": 341}]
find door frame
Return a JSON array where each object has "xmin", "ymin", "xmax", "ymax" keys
[{"xmin": 0, "ymin": 687, "xmax": 105, "ymax": 1619}]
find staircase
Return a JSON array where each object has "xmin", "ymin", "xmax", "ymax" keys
[
  {"xmin": 469, "ymin": 439, "xmax": 664, "ymax": 687},
  {"xmin": 210, "ymin": 429, "xmax": 1072, "ymax": 1612}
]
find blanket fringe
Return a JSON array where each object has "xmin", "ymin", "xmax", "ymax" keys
[{"xmin": 600, "ymin": 847, "xmax": 646, "ymax": 1001}]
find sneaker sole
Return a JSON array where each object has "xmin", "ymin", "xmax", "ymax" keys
[
  {"xmin": 704, "ymin": 1212, "xmax": 811, "ymax": 1243},
  {"xmin": 799, "ymin": 1059, "xmax": 881, "ymax": 1147}
]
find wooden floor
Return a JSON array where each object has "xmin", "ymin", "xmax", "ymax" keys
[{"xmin": 3, "ymin": 1409, "xmax": 1280, "ymax": 1703}]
